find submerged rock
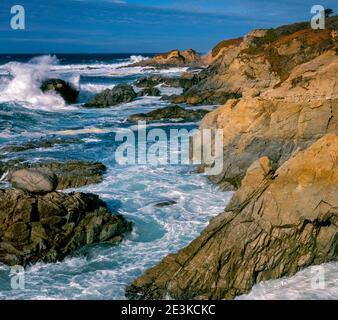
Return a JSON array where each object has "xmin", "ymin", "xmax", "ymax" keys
[
  {"xmin": 127, "ymin": 106, "xmax": 209, "ymax": 122},
  {"xmin": 9, "ymin": 168, "xmax": 58, "ymax": 194},
  {"xmin": 0, "ymin": 189, "xmax": 131, "ymax": 266},
  {"xmin": 126, "ymin": 134, "xmax": 338, "ymax": 300},
  {"xmin": 41, "ymin": 79, "xmax": 79, "ymax": 104},
  {"xmin": 84, "ymin": 84, "xmax": 137, "ymax": 108}
]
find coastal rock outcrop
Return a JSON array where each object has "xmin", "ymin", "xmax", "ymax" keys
[
  {"xmin": 174, "ymin": 18, "xmax": 338, "ymax": 105},
  {"xmin": 41, "ymin": 79, "xmax": 79, "ymax": 104},
  {"xmin": 133, "ymin": 49, "xmax": 201, "ymax": 68},
  {"xmin": 126, "ymin": 134, "xmax": 338, "ymax": 300},
  {"xmin": 196, "ymin": 97, "xmax": 338, "ymax": 190},
  {"xmin": 0, "ymin": 189, "xmax": 131, "ymax": 266},
  {"xmin": 128, "ymin": 106, "xmax": 209, "ymax": 122},
  {"xmin": 84, "ymin": 84, "xmax": 137, "ymax": 108}
]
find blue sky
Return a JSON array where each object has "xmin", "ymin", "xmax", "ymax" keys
[{"xmin": 0, "ymin": 0, "xmax": 337, "ymax": 53}]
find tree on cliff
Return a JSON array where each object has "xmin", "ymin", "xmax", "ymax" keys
[{"xmin": 325, "ymin": 8, "xmax": 334, "ymax": 17}]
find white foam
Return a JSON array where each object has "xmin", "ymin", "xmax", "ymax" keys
[
  {"xmin": 80, "ymin": 83, "xmax": 115, "ymax": 93},
  {"xmin": 0, "ymin": 55, "xmax": 68, "ymax": 111}
]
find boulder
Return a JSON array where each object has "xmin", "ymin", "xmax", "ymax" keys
[
  {"xmin": 41, "ymin": 79, "xmax": 79, "ymax": 104},
  {"xmin": 84, "ymin": 84, "xmax": 137, "ymax": 108},
  {"xmin": 126, "ymin": 134, "xmax": 338, "ymax": 300},
  {"xmin": 9, "ymin": 168, "xmax": 58, "ymax": 194},
  {"xmin": 127, "ymin": 106, "xmax": 209, "ymax": 122},
  {"xmin": 0, "ymin": 189, "xmax": 131, "ymax": 266},
  {"xmin": 4, "ymin": 160, "xmax": 107, "ymax": 190}
]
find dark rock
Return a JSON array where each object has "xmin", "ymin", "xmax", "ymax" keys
[
  {"xmin": 84, "ymin": 84, "xmax": 137, "ymax": 108},
  {"xmin": 172, "ymin": 90, "xmax": 242, "ymax": 106},
  {"xmin": 41, "ymin": 79, "xmax": 79, "ymax": 104},
  {"xmin": 128, "ymin": 106, "xmax": 209, "ymax": 122},
  {"xmin": 0, "ymin": 138, "xmax": 81, "ymax": 154},
  {"xmin": 137, "ymin": 87, "xmax": 161, "ymax": 97},
  {"xmin": 0, "ymin": 189, "xmax": 132, "ymax": 266},
  {"xmin": 154, "ymin": 200, "xmax": 177, "ymax": 207},
  {"xmin": 135, "ymin": 76, "xmax": 181, "ymax": 88},
  {"xmin": 9, "ymin": 168, "xmax": 58, "ymax": 194},
  {"xmin": 126, "ymin": 135, "xmax": 338, "ymax": 300}
]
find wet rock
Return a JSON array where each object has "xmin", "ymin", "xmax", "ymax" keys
[
  {"xmin": 154, "ymin": 200, "xmax": 177, "ymax": 207},
  {"xmin": 84, "ymin": 84, "xmax": 137, "ymax": 108},
  {"xmin": 126, "ymin": 134, "xmax": 338, "ymax": 300},
  {"xmin": 0, "ymin": 138, "xmax": 81, "ymax": 154},
  {"xmin": 128, "ymin": 106, "xmax": 209, "ymax": 122},
  {"xmin": 41, "ymin": 79, "xmax": 79, "ymax": 104},
  {"xmin": 137, "ymin": 87, "xmax": 161, "ymax": 97},
  {"xmin": 0, "ymin": 189, "xmax": 132, "ymax": 266},
  {"xmin": 134, "ymin": 76, "xmax": 181, "ymax": 88}
]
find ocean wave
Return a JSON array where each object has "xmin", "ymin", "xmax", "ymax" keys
[{"xmin": 0, "ymin": 55, "xmax": 67, "ymax": 111}]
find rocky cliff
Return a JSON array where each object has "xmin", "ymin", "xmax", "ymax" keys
[
  {"xmin": 127, "ymin": 134, "xmax": 338, "ymax": 299},
  {"xmin": 126, "ymin": 16, "xmax": 338, "ymax": 299},
  {"xmin": 172, "ymin": 16, "xmax": 338, "ymax": 105}
]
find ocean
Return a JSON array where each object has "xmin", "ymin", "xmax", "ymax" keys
[{"xmin": 0, "ymin": 54, "xmax": 337, "ymax": 300}]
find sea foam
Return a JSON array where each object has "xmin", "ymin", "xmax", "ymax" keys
[{"xmin": 0, "ymin": 55, "xmax": 67, "ymax": 110}]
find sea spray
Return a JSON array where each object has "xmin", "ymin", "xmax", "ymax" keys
[{"xmin": 0, "ymin": 55, "xmax": 67, "ymax": 110}]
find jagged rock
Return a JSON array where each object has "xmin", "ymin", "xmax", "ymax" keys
[
  {"xmin": 126, "ymin": 134, "xmax": 338, "ymax": 300},
  {"xmin": 4, "ymin": 160, "xmax": 106, "ymax": 190},
  {"xmin": 134, "ymin": 76, "xmax": 181, "ymax": 88},
  {"xmin": 41, "ymin": 79, "xmax": 79, "ymax": 104},
  {"xmin": 128, "ymin": 106, "xmax": 209, "ymax": 122},
  {"xmin": 9, "ymin": 168, "xmax": 58, "ymax": 194},
  {"xmin": 196, "ymin": 97, "xmax": 338, "ymax": 190},
  {"xmin": 172, "ymin": 90, "xmax": 242, "ymax": 106},
  {"xmin": 84, "ymin": 84, "xmax": 137, "ymax": 108},
  {"xmin": 175, "ymin": 21, "xmax": 338, "ymax": 105},
  {"xmin": 137, "ymin": 87, "xmax": 161, "ymax": 97},
  {"xmin": 0, "ymin": 189, "xmax": 131, "ymax": 266}
]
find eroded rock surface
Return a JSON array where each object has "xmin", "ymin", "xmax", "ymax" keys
[
  {"xmin": 0, "ymin": 189, "xmax": 131, "ymax": 266},
  {"xmin": 126, "ymin": 135, "xmax": 338, "ymax": 300}
]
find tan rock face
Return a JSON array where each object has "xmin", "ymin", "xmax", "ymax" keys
[
  {"xmin": 126, "ymin": 134, "xmax": 338, "ymax": 300},
  {"xmin": 133, "ymin": 49, "xmax": 201, "ymax": 67},
  {"xmin": 197, "ymin": 97, "xmax": 337, "ymax": 190},
  {"xmin": 178, "ymin": 27, "xmax": 337, "ymax": 105}
]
